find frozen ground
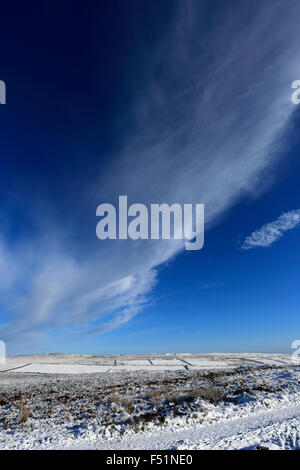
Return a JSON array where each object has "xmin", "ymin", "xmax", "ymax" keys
[{"xmin": 0, "ymin": 353, "xmax": 299, "ymax": 450}]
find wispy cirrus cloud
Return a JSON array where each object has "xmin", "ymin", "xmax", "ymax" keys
[
  {"xmin": 242, "ymin": 210, "xmax": 300, "ymax": 250},
  {"xmin": 1, "ymin": 0, "xmax": 300, "ymax": 350}
]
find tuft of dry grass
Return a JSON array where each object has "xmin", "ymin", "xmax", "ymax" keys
[
  {"xmin": 196, "ymin": 386, "xmax": 224, "ymax": 404},
  {"xmin": 163, "ymin": 385, "xmax": 224, "ymax": 406},
  {"xmin": 20, "ymin": 408, "xmax": 31, "ymax": 423},
  {"xmin": 109, "ymin": 393, "xmax": 122, "ymax": 404},
  {"xmin": 125, "ymin": 402, "xmax": 134, "ymax": 414}
]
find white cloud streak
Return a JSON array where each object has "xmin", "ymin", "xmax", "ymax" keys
[
  {"xmin": 242, "ymin": 210, "xmax": 300, "ymax": 249},
  {"xmin": 1, "ymin": 1, "xmax": 300, "ymax": 348}
]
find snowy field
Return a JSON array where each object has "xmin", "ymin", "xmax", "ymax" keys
[
  {"xmin": 0, "ymin": 352, "xmax": 294, "ymax": 373},
  {"xmin": 0, "ymin": 353, "xmax": 299, "ymax": 450}
]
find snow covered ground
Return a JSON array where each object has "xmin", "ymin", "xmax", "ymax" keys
[
  {"xmin": 0, "ymin": 353, "xmax": 299, "ymax": 450},
  {"xmin": 0, "ymin": 352, "xmax": 294, "ymax": 373},
  {"xmin": 70, "ymin": 398, "xmax": 300, "ymax": 450}
]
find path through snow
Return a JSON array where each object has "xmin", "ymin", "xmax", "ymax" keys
[{"xmin": 67, "ymin": 403, "xmax": 300, "ymax": 450}]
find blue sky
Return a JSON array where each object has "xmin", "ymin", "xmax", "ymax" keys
[{"xmin": 0, "ymin": 0, "xmax": 300, "ymax": 355}]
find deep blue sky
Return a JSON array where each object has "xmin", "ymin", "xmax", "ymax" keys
[{"xmin": 1, "ymin": 0, "xmax": 300, "ymax": 355}]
